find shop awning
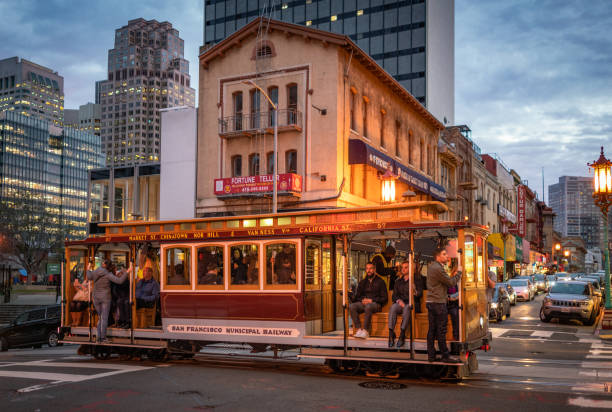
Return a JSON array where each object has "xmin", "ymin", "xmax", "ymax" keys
[
  {"xmin": 348, "ymin": 139, "xmax": 446, "ymax": 201},
  {"xmin": 488, "ymin": 233, "xmax": 516, "ymax": 261}
]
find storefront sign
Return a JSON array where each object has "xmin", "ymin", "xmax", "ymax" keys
[
  {"xmin": 214, "ymin": 173, "xmax": 302, "ymax": 196},
  {"xmin": 497, "ymin": 204, "xmax": 516, "ymax": 224},
  {"xmin": 167, "ymin": 324, "xmax": 300, "ymax": 338},
  {"xmin": 510, "ymin": 185, "xmax": 526, "ymax": 237},
  {"xmin": 47, "ymin": 263, "xmax": 60, "ymax": 275},
  {"xmin": 348, "ymin": 139, "xmax": 446, "ymax": 201},
  {"xmin": 517, "ymin": 185, "xmax": 526, "ymax": 237}
]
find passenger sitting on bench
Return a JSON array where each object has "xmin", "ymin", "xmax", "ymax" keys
[
  {"xmin": 388, "ymin": 261, "xmax": 415, "ymax": 348},
  {"xmin": 136, "ymin": 267, "xmax": 159, "ymax": 309},
  {"xmin": 350, "ymin": 262, "xmax": 388, "ymax": 339}
]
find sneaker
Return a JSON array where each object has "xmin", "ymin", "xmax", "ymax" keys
[
  {"xmin": 99, "ymin": 338, "xmax": 110, "ymax": 344},
  {"xmin": 362, "ymin": 330, "xmax": 369, "ymax": 339},
  {"xmin": 354, "ymin": 329, "xmax": 365, "ymax": 339},
  {"xmin": 440, "ymin": 355, "xmax": 461, "ymax": 363}
]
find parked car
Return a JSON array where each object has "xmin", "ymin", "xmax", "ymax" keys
[
  {"xmin": 490, "ymin": 285, "xmax": 511, "ymax": 321},
  {"xmin": 534, "ymin": 274, "xmax": 549, "ymax": 293},
  {"xmin": 0, "ymin": 305, "xmax": 61, "ymax": 351},
  {"xmin": 497, "ymin": 282, "xmax": 516, "ymax": 305},
  {"xmin": 587, "ymin": 272, "xmax": 605, "ymax": 284},
  {"xmin": 540, "ymin": 281, "xmax": 598, "ymax": 325},
  {"xmin": 578, "ymin": 277, "xmax": 603, "ymax": 312},
  {"xmin": 517, "ymin": 276, "xmax": 537, "ymax": 296},
  {"xmin": 508, "ymin": 278, "xmax": 533, "ymax": 301},
  {"xmin": 556, "ymin": 272, "xmax": 572, "ymax": 281}
]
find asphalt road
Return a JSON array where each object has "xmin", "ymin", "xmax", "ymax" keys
[{"xmin": 1, "ymin": 293, "xmax": 611, "ymax": 411}]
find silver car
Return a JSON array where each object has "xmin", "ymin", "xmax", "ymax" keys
[
  {"xmin": 540, "ymin": 281, "xmax": 598, "ymax": 325},
  {"xmin": 508, "ymin": 278, "xmax": 532, "ymax": 301}
]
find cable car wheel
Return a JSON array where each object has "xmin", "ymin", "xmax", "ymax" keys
[
  {"xmin": 93, "ymin": 346, "xmax": 111, "ymax": 360},
  {"xmin": 363, "ymin": 361, "xmax": 399, "ymax": 378},
  {"xmin": 326, "ymin": 359, "xmax": 362, "ymax": 375},
  {"xmin": 147, "ymin": 349, "xmax": 169, "ymax": 362}
]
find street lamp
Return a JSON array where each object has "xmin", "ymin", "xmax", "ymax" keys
[
  {"xmin": 380, "ymin": 168, "xmax": 398, "ymax": 203},
  {"xmin": 242, "ymin": 80, "xmax": 279, "ymax": 214},
  {"xmin": 588, "ymin": 146, "xmax": 612, "ymax": 309}
]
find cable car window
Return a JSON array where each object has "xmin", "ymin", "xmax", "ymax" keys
[
  {"xmin": 230, "ymin": 244, "xmax": 259, "ymax": 285},
  {"xmin": 69, "ymin": 249, "xmax": 86, "ymax": 282},
  {"xmin": 266, "ymin": 243, "xmax": 296, "ymax": 286},
  {"xmin": 305, "ymin": 241, "xmax": 321, "ymax": 289},
  {"xmin": 197, "ymin": 246, "xmax": 224, "ymax": 285},
  {"xmin": 166, "ymin": 247, "xmax": 191, "ymax": 286},
  {"xmin": 464, "ymin": 235, "xmax": 475, "ymax": 284},
  {"xmin": 476, "ymin": 236, "xmax": 484, "ymax": 284}
]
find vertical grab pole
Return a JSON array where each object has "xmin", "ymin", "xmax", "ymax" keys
[
  {"xmin": 409, "ymin": 231, "xmax": 415, "ymax": 360},
  {"xmin": 342, "ymin": 234, "xmax": 349, "ymax": 357},
  {"xmin": 60, "ymin": 261, "xmax": 65, "ymax": 328},
  {"xmin": 87, "ymin": 246, "xmax": 93, "ymax": 343},
  {"xmin": 130, "ymin": 244, "xmax": 136, "ymax": 345}
]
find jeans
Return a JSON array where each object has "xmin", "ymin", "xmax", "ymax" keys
[
  {"xmin": 388, "ymin": 302, "xmax": 411, "ymax": 330},
  {"xmin": 448, "ymin": 302, "xmax": 459, "ymax": 341},
  {"xmin": 350, "ymin": 302, "xmax": 381, "ymax": 330},
  {"xmin": 93, "ymin": 299, "xmax": 111, "ymax": 340},
  {"xmin": 426, "ymin": 302, "xmax": 449, "ymax": 359},
  {"xmin": 116, "ymin": 296, "xmax": 131, "ymax": 324}
]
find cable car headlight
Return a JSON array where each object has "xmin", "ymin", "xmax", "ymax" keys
[{"xmin": 479, "ymin": 315, "xmax": 484, "ymax": 328}]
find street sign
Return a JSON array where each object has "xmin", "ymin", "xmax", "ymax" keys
[{"xmin": 47, "ymin": 263, "xmax": 60, "ymax": 275}]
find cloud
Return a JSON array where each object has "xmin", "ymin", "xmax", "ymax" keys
[
  {"xmin": 0, "ymin": 0, "xmax": 202, "ymax": 108},
  {"xmin": 455, "ymin": 0, "xmax": 612, "ymax": 201}
]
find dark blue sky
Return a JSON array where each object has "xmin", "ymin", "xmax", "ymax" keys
[{"xmin": 1, "ymin": 0, "xmax": 610, "ymax": 201}]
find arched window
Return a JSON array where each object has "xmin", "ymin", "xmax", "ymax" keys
[
  {"xmin": 268, "ymin": 86, "xmax": 278, "ymax": 126},
  {"xmin": 407, "ymin": 129, "xmax": 413, "ymax": 164},
  {"xmin": 232, "ymin": 91, "xmax": 243, "ymax": 131},
  {"xmin": 252, "ymin": 40, "xmax": 276, "ymax": 59},
  {"xmin": 266, "ymin": 151, "xmax": 275, "ymax": 174},
  {"xmin": 286, "ymin": 150, "xmax": 297, "ymax": 174},
  {"xmin": 231, "ymin": 155, "xmax": 242, "ymax": 177},
  {"xmin": 287, "ymin": 83, "xmax": 298, "ymax": 124},
  {"xmin": 250, "ymin": 89, "xmax": 260, "ymax": 129},
  {"xmin": 420, "ymin": 140, "xmax": 425, "ymax": 172},
  {"xmin": 380, "ymin": 109, "xmax": 386, "ymax": 148},
  {"xmin": 249, "ymin": 153, "xmax": 260, "ymax": 176},
  {"xmin": 349, "ymin": 88, "xmax": 357, "ymax": 131},
  {"xmin": 257, "ymin": 45, "xmax": 272, "ymax": 58},
  {"xmin": 395, "ymin": 120, "xmax": 401, "ymax": 157}
]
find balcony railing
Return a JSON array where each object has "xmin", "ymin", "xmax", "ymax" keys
[{"xmin": 219, "ymin": 109, "xmax": 302, "ymax": 136}]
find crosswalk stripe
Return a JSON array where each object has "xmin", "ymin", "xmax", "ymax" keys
[
  {"xmin": 568, "ymin": 396, "xmax": 612, "ymax": 408},
  {"xmin": 531, "ymin": 330, "xmax": 554, "ymax": 338},
  {"xmin": 0, "ymin": 356, "xmax": 156, "ymax": 393},
  {"xmin": 0, "ymin": 371, "xmax": 91, "ymax": 381},
  {"xmin": 490, "ymin": 328, "xmax": 505, "ymax": 338}
]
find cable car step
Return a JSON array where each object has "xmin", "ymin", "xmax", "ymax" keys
[{"xmin": 299, "ymin": 348, "xmax": 465, "ymax": 366}]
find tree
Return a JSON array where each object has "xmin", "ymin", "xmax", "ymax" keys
[{"xmin": 0, "ymin": 192, "xmax": 68, "ymax": 284}]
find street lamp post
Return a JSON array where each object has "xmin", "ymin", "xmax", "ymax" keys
[
  {"xmin": 588, "ymin": 146, "xmax": 612, "ymax": 310},
  {"xmin": 242, "ymin": 80, "xmax": 279, "ymax": 214}
]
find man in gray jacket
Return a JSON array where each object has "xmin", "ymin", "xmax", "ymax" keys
[
  {"xmin": 426, "ymin": 247, "xmax": 462, "ymax": 363},
  {"xmin": 87, "ymin": 259, "xmax": 131, "ymax": 343}
]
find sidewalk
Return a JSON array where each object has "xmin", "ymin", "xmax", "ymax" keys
[{"xmin": 594, "ymin": 309, "xmax": 612, "ymax": 341}]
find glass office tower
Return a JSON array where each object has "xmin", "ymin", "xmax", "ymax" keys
[
  {"xmin": 203, "ymin": 0, "xmax": 454, "ymax": 125},
  {"xmin": 0, "ymin": 111, "xmax": 104, "ymax": 238}
]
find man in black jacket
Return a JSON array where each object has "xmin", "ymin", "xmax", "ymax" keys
[
  {"xmin": 388, "ymin": 261, "xmax": 415, "ymax": 347},
  {"xmin": 350, "ymin": 262, "xmax": 388, "ymax": 339},
  {"xmin": 426, "ymin": 247, "xmax": 462, "ymax": 363}
]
